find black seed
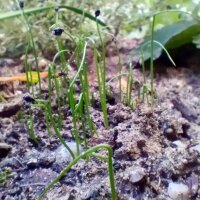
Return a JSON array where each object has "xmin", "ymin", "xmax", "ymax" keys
[
  {"xmin": 58, "ymin": 71, "xmax": 67, "ymax": 77},
  {"xmin": 55, "ymin": 6, "xmax": 60, "ymax": 12},
  {"xmin": 52, "ymin": 28, "xmax": 64, "ymax": 36},
  {"xmin": 95, "ymin": 9, "xmax": 101, "ymax": 17},
  {"xmin": 113, "ymin": 162, "xmax": 121, "ymax": 171},
  {"xmin": 166, "ymin": 5, "xmax": 172, "ymax": 9},
  {"xmin": 23, "ymin": 94, "xmax": 35, "ymax": 103},
  {"xmin": 19, "ymin": 0, "xmax": 24, "ymax": 9}
]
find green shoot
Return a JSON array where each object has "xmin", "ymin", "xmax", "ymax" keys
[
  {"xmin": 48, "ymin": 49, "xmax": 70, "ymax": 130},
  {"xmin": 68, "ymin": 85, "xmax": 81, "ymax": 156},
  {"xmin": 18, "ymin": 5, "xmax": 41, "ymax": 96},
  {"xmin": 106, "ymin": 73, "xmax": 129, "ymax": 86},
  {"xmin": 0, "ymin": 168, "xmax": 13, "ymax": 187},
  {"xmin": 140, "ymin": 39, "xmax": 176, "ymax": 104},
  {"xmin": 95, "ymin": 17, "xmax": 109, "ymax": 128},
  {"xmin": 93, "ymin": 46, "xmax": 109, "ymax": 128},
  {"xmin": 38, "ymin": 144, "xmax": 117, "ymax": 200},
  {"xmin": 148, "ymin": 9, "xmax": 197, "ymax": 104},
  {"xmin": 75, "ymin": 38, "xmax": 96, "ymax": 138},
  {"xmin": 33, "ymin": 99, "xmax": 75, "ymax": 159},
  {"xmin": 24, "ymin": 43, "xmax": 34, "ymax": 96},
  {"xmin": 125, "ymin": 63, "xmax": 134, "ymax": 108},
  {"xmin": 26, "ymin": 116, "xmax": 38, "ymax": 144},
  {"xmin": 66, "ymin": 38, "xmax": 95, "ymax": 153},
  {"xmin": 114, "ymin": 39, "xmax": 122, "ymax": 101},
  {"xmin": 67, "ymin": 40, "xmax": 89, "ymax": 155}
]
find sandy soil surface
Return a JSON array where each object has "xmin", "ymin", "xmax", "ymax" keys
[{"xmin": 0, "ymin": 42, "xmax": 199, "ymax": 200}]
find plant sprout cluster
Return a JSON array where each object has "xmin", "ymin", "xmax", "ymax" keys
[
  {"xmin": 17, "ymin": 2, "xmax": 120, "ymax": 199},
  {"xmin": 1, "ymin": 1, "xmax": 178, "ymax": 200}
]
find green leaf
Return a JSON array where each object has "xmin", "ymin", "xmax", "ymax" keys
[
  {"xmin": 139, "ymin": 20, "xmax": 200, "ymax": 61},
  {"xmin": 0, "ymin": 5, "xmax": 107, "ymax": 27},
  {"xmin": 193, "ymin": 33, "xmax": 200, "ymax": 48}
]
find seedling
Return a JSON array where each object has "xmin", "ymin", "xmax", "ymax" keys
[
  {"xmin": 140, "ymin": 39, "xmax": 175, "ymax": 104},
  {"xmin": 18, "ymin": 0, "xmax": 42, "ymax": 96},
  {"xmin": 143, "ymin": 9, "xmax": 200, "ymax": 104},
  {"xmin": 95, "ymin": 11, "xmax": 109, "ymax": 128},
  {"xmin": 0, "ymin": 168, "xmax": 13, "ymax": 187},
  {"xmin": 125, "ymin": 63, "xmax": 134, "ymax": 108},
  {"xmin": 38, "ymin": 144, "xmax": 117, "ymax": 200}
]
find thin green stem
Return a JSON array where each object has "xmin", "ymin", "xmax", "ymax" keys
[
  {"xmin": 96, "ymin": 19, "xmax": 106, "ymax": 89},
  {"xmin": 150, "ymin": 15, "xmax": 155, "ymax": 104},
  {"xmin": 96, "ymin": 19, "xmax": 109, "ymax": 128},
  {"xmin": 141, "ymin": 39, "xmax": 176, "ymax": 103},
  {"xmin": 50, "ymin": 50, "xmax": 70, "ymax": 129},
  {"xmin": 68, "ymin": 86, "xmax": 80, "ymax": 155},
  {"xmin": 34, "ymin": 99, "xmax": 75, "ymax": 159},
  {"xmin": 46, "ymin": 102, "xmax": 75, "ymax": 159},
  {"xmin": 106, "ymin": 73, "xmax": 129, "ymax": 87},
  {"xmin": 56, "ymin": 37, "xmax": 67, "ymax": 71},
  {"xmin": 1, "ymin": 5, "xmax": 108, "ymax": 27},
  {"xmin": 48, "ymin": 66, "xmax": 53, "ymax": 105},
  {"xmin": 141, "ymin": 40, "xmax": 176, "ymax": 66},
  {"xmin": 70, "ymin": 41, "xmax": 87, "ymax": 88},
  {"xmin": 27, "ymin": 116, "xmax": 38, "ymax": 144},
  {"xmin": 44, "ymin": 108, "xmax": 51, "ymax": 136},
  {"xmin": 94, "ymin": 47, "xmax": 109, "ymax": 128},
  {"xmin": 21, "ymin": 9, "xmax": 41, "ymax": 96},
  {"xmin": 38, "ymin": 144, "xmax": 117, "ymax": 200},
  {"xmin": 52, "ymin": 66, "xmax": 63, "ymax": 129},
  {"xmin": 24, "ymin": 43, "xmax": 35, "ymax": 95},
  {"xmin": 76, "ymin": 39, "xmax": 95, "ymax": 136},
  {"xmin": 67, "ymin": 40, "xmax": 89, "ymax": 155},
  {"xmin": 149, "ymin": 10, "xmax": 185, "ymax": 104},
  {"xmin": 115, "ymin": 41, "xmax": 122, "ymax": 101},
  {"xmin": 140, "ymin": 50, "xmax": 148, "ymax": 102},
  {"xmin": 126, "ymin": 64, "xmax": 133, "ymax": 107}
]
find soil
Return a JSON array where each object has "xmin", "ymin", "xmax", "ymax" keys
[{"xmin": 0, "ymin": 41, "xmax": 200, "ymax": 200}]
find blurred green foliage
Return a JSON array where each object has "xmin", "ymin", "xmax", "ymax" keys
[
  {"xmin": 139, "ymin": 20, "xmax": 200, "ymax": 62},
  {"xmin": 0, "ymin": 167, "xmax": 12, "ymax": 186},
  {"xmin": 0, "ymin": 0, "xmax": 200, "ymax": 58}
]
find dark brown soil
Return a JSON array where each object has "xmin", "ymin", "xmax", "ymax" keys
[{"xmin": 0, "ymin": 43, "xmax": 200, "ymax": 200}]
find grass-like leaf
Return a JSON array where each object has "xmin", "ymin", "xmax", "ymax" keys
[
  {"xmin": 0, "ymin": 5, "xmax": 107, "ymax": 27},
  {"xmin": 38, "ymin": 144, "xmax": 117, "ymax": 200}
]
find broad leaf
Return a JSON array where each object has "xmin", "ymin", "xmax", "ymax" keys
[{"xmin": 139, "ymin": 20, "xmax": 200, "ymax": 61}]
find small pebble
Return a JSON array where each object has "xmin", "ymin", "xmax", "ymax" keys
[
  {"xmin": 168, "ymin": 182, "xmax": 190, "ymax": 200},
  {"xmin": 27, "ymin": 158, "xmax": 38, "ymax": 168},
  {"xmin": 164, "ymin": 127, "xmax": 177, "ymax": 141},
  {"xmin": 113, "ymin": 162, "xmax": 121, "ymax": 171},
  {"xmin": 8, "ymin": 187, "xmax": 22, "ymax": 196},
  {"xmin": 0, "ymin": 143, "xmax": 12, "ymax": 158},
  {"xmin": 38, "ymin": 154, "xmax": 56, "ymax": 167},
  {"xmin": 129, "ymin": 167, "xmax": 145, "ymax": 184},
  {"xmin": 51, "ymin": 163, "xmax": 63, "ymax": 173},
  {"xmin": 187, "ymin": 174, "xmax": 199, "ymax": 196},
  {"xmin": 190, "ymin": 144, "xmax": 200, "ymax": 154},
  {"xmin": 54, "ymin": 141, "xmax": 83, "ymax": 163},
  {"xmin": 172, "ymin": 140, "xmax": 187, "ymax": 151}
]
